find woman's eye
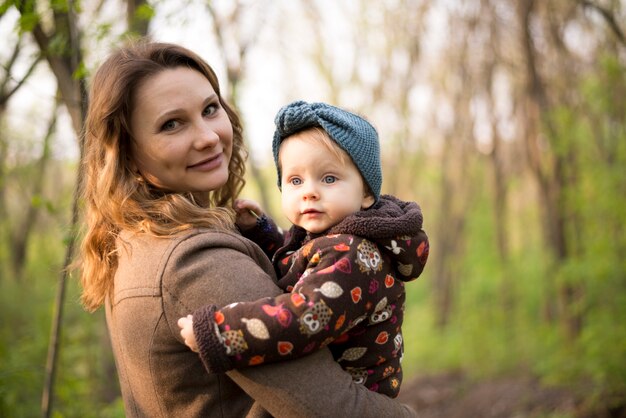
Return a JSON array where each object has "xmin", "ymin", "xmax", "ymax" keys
[
  {"xmin": 290, "ymin": 178, "xmax": 302, "ymax": 186},
  {"xmin": 161, "ymin": 120, "xmax": 179, "ymax": 131},
  {"xmin": 323, "ymin": 175, "xmax": 337, "ymax": 184},
  {"xmin": 203, "ymin": 104, "xmax": 218, "ymax": 117}
]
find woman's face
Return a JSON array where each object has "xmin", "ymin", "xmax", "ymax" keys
[{"xmin": 129, "ymin": 67, "xmax": 233, "ymax": 193}]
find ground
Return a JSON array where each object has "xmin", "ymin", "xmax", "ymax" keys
[{"xmin": 396, "ymin": 372, "xmax": 626, "ymax": 418}]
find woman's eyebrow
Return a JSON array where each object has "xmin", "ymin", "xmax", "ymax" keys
[{"xmin": 154, "ymin": 93, "xmax": 219, "ymax": 122}]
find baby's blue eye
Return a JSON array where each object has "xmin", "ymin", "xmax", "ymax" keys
[
  {"xmin": 291, "ymin": 178, "xmax": 302, "ymax": 185},
  {"xmin": 323, "ymin": 175, "xmax": 337, "ymax": 184}
]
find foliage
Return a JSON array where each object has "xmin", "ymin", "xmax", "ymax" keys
[
  {"xmin": 0, "ymin": 0, "xmax": 624, "ymax": 416},
  {"xmin": 400, "ymin": 55, "xmax": 626, "ymax": 410},
  {"xmin": 0, "ymin": 156, "xmax": 124, "ymax": 416},
  {"xmin": 0, "ymin": 256, "xmax": 124, "ymax": 417}
]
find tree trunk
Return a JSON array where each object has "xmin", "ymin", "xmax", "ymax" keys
[
  {"xmin": 127, "ymin": 0, "xmax": 151, "ymax": 36},
  {"xmin": 10, "ymin": 102, "xmax": 57, "ymax": 280},
  {"xmin": 16, "ymin": 1, "xmax": 89, "ymax": 415},
  {"xmin": 432, "ymin": 97, "xmax": 473, "ymax": 328},
  {"xmin": 19, "ymin": 2, "xmax": 87, "ymax": 136},
  {"xmin": 433, "ymin": 157, "xmax": 462, "ymax": 328},
  {"xmin": 0, "ymin": 34, "xmax": 42, "ymax": 279},
  {"xmin": 518, "ymin": 0, "xmax": 582, "ymax": 338},
  {"xmin": 0, "ymin": 104, "xmax": 7, "ymax": 226},
  {"xmin": 206, "ymin": 2, "xmax": 273, "ymax": 214}
]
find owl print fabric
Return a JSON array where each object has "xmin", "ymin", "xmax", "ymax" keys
[{"xmin": 192, "ymin": 195, "xmax": 429, "ymax": 398}]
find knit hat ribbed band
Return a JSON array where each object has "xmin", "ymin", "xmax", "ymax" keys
[{"xmin": 272, "ymin": 101, "xmax": 382, "ymax": 200}]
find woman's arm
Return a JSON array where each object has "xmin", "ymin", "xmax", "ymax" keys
[
  {"xmin": 162, "ymin": 230, "xmax": 415, "ymax": 418},
  {"xmin": 228, "ymin": 349, "xmax": 416, "ymax": 418}
]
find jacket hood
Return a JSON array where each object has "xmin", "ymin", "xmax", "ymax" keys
[{"xmin": 328, "ymin": 194, "xmax": 428, "ymax": 282}]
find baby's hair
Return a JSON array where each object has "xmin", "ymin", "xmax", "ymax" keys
[{"xmin": 292, "ymin": 127, "xmax": 348, "ymax": 163}]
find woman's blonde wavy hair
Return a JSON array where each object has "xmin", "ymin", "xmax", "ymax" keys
[{"xmin": 78, "ymin": 41, "xmax": 247, "ymax": 312}]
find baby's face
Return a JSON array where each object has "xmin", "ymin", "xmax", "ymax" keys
[{"xmin": 279, "ymin": 134, "xmax": 374, "ymax": 234}]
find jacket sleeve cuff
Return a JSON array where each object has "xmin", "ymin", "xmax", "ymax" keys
[{"xmin": 193, "ymin": 304, "xmax": 233, "ymax": 374}]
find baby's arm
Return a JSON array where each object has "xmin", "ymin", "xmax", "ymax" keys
[
  {"xmin": 179, "ymin": 235, "xmax": 399, "ymax": 374},
  {"xmin": 234, "ymin": 198, "xmax": 263, "ymax": 231},
  {"xmin": 235, "ymin": 198, "xmax": 284, "ymax": 260}
]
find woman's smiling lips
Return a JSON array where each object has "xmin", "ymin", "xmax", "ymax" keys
[{"xmin": 187, "ymin": 153, "xmax": 223, "ymax": 171}]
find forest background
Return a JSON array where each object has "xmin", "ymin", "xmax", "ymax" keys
[{"xmin": 0, "ymin": 0, "xmax": 624, "ymax": 417}]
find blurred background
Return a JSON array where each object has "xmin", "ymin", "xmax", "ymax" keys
[{"xmin": 0, "ymin": 0, "xmax": 624, "ymax": 417}]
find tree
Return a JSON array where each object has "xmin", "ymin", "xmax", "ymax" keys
[
  {"xmin": 0, "ymin": 27, "xmax": 43, "ymax": 279},
  {"xmin": 7, "ymin": 100, "xmax": 58, "ymax": 280},
  {"xmin": 205, "ymin": 0, "xmax": 273, "ymax": 212},
  {"xmin": 12, "ymin": 0, "xmax": 153, "ymax": 414}
]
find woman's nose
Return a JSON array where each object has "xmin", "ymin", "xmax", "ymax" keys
[{"xmin": 194, "ymin": 121, "xmax": 220, "ymax": 149}]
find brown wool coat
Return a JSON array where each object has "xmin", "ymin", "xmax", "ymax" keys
[
  {"xmin": 193, "ymin": 195, "xmax": 429, "ymax": 398},
  {"xmin": 107, "ymin": 228, "xmax": 416, "ymax": 417}
]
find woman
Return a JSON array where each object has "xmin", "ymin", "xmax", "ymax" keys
[{"xmin": 78, "ymin": 40, "xmax": 415, "ymax": 417}]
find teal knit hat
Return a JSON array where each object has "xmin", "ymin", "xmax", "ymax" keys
[{"xmin": 272, "ymin": 101, "xmax": 382, "ymax": 201}]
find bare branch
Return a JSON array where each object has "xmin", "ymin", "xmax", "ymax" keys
[
  {"xmin": 0, "ymin": 35, "xmax": 22, "ymax": 92},
  {"xmin": 579, "ymin": 0, "xmax": 626, "ymax": 46},
  {"xmin": 0, "ymin": 53, "xmax": 43, "ymax": 107}
]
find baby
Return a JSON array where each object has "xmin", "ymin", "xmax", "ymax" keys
[{"xmin": 179, "ymin": 101, "xmax": 429, "ymax": 397}]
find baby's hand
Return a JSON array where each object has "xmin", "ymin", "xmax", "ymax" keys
[
  {"xmin": 235, "ymin": 198, "xmax": 264, "ymax": 231},
  {"xmin": 177, "ymin": 315, "xmax": 199, "ymax": 352}
]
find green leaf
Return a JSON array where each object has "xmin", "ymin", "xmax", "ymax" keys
[
  {"xmin": 48, "ymin": 33, "xmax": 69, "ymax": 56},
  {"xmin": 135, "ymin": 3, "xmax": 155, "ymax": 21},
  {"xmin": 72, "ymin": 61, "xmax": 88, "ymax": 80},
  {"xmin": 50, "ymin": 0, "xmax": 69, "ymax": 13},
  {"xmin": 0, "ymin": 0, "xmax": 16, "ymax": 16},
  {"xmin": 18, "ymin": 11, "xmax": 39, "ymax": 32},
  {"xmin": 30, "ymin": 194, "xmax": 43, "ymax": 208}
]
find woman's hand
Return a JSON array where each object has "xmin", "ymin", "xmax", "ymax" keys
[
  {"xmin": 177, "ymin": 315, "xmax": 199, "ymax": 352},
  {"xmin": 235, "ymin": 198, "xmax": 264, "ymax": 231}
]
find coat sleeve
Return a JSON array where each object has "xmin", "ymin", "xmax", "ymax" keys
[
  {"xmin": 239, "ymin": 214, "xmax": 285, "ymax": 261},
  {"xmin": 228, "ymin": 350, "xmax": 417, "ymax": 418},
  {"xmin": 192, "ymin": 234, "xmax": 399, "ymax": 373},
  {"xmin": 161, "ymin": 231, "xmax": 415, "ymax": 418}
]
